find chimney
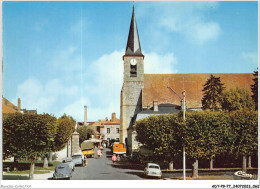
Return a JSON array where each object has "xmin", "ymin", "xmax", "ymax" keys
[
  {"xmin": 153, "ymin": 100, "xmax": 158, "ymax": 111},
  {"xmin": 18, "ymin": 98, "xmax": 21, "ymax": 112},
  {"xmin": 84, "ymin": 106, "xmax": 87, "ymax": 125},
  {"xmin": 111, "ymin": 113, "xmax": 116, "ymax": 122}
]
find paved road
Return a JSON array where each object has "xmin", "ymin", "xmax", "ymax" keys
[{"xmin": 71, "ymin": 148, "xmax": 145, "ymax": 180}]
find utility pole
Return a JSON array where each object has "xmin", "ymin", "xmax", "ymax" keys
[
  {"xmin": 182, "ymin": 90, "xmax": 186, "ymax": 180},
  {"xmin": 167, "ymin": 86, "xmax": 186, "ymax": 180}
]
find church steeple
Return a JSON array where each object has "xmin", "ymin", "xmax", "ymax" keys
[{"xmin": 125, "ymin": 6, "xmax": 143, "ymax": 56}]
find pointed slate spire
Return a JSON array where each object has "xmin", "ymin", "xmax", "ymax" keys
[{"xmin": 125, "ymin": 6, "xmax": 143, "ymax": 56}]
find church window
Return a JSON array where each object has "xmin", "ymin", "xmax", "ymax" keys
[{"xmin": 130, "ymin": 65, "xmax": 137, "ymax": 77}]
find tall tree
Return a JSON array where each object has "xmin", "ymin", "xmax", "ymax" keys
[
  {"xmin": 135, "ymin": 114, "xmax": 183, "ymax": 169},
  {"xmin": 3, "ymin": 113, "xmax": 56, "ymax": 179},
  {"xmin": 77, "ymin": 126, "xmax": 96, "ymax": 144},
  {"xmin": 202, "ymin": 75, "xmax": 225, "ymax": 111},
  {"xmin": 53, "ymin": 114, "xmax": 76, "ymax": 152},
  {"xmin": 229, "ymin": 110, "xmax": 258, "ymax": 172},
  {"xmin": 182, "ymin": 111, "xmax": 211, "ymax": 178},
  {"xmin": 221, "ymin": 88, "xmax": 254, "ymax": 112},
  {"xmin": 251, "ymin": 70, "xmax": 258, "ymax": 110}
]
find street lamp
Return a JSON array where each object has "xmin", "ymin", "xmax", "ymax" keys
[{"xmin": 167, "ymin": 86, "xmax": 186, "ymax": 180}]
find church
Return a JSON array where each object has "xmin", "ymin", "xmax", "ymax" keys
[{"xmin": 120, "ymin": 7, "xmax": 254, "ymax": 154}]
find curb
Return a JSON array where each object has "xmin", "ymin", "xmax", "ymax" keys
[{"xmin": 162, "ymin": 168, "xmax": 258, "ymax": 174}]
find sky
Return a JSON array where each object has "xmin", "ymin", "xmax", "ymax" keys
[{"xmin": 2, "ymin": 1, "xmax": 258, "ymax": 122}]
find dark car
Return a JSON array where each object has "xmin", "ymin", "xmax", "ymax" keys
[
  {"xmin": 53, "ymin": 163, "xmax": 73, "ymax": 180},
  {"xmin": 62, "ymin": 157, "xmax": 75, "ymax": 171}
]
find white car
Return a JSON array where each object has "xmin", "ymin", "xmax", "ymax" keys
[
  {"xmin": 144, "ymin": 163, "xmax": 162, "ymax": 179},
  {"xmin": 72, "ymin": 153, "xmax": 84, "ymax": 166}
]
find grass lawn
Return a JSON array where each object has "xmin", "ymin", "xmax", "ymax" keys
[
  {"xmin": 4, "ymin": 170, "xmax": 51, "ymax": 175},
  {"xmin": 3, "ymin": 160, "xmax": 61, "ymax": 175}
]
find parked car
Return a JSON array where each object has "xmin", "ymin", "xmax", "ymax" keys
[
  {"xmin": 72, "ymin": 153, "xmax": 84, "ymax": 166},
  {"xmin": 62, "ymin": 157, "xmax": 75, "ymax": 171},
  {"xmin": 53, "ymin": 163, "xmax": 73, "ymax": 180},
  {"xmin": 112, "ymin": 142, "xmax": 126, "ymax": 156},
  {"xmin": 144, "ymin": 163, "xmax": 162, "ymax": 179}
]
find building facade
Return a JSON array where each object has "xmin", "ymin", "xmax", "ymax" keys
[{"xmin": 77, "ymin": 110, "xmax": 121, "ymax": 146}]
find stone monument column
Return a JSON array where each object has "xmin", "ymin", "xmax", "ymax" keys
[{"xmin": 71, "ymin": 131, "xmax": 80, "ymax": 155}]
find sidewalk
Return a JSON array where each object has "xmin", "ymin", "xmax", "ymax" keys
[
  {"xmin": 32, "ymin": 171, "xmax": 54, "ymax": 180},
  {"xmin": 3, "ymin": 171, "xmax": 54, "ymax": 180}
]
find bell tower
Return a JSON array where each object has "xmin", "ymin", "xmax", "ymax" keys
[{"xmin": 120, "ymin": 6, "xmax": 144, "ymax": 152}]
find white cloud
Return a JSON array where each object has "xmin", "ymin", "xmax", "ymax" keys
[
  {"xmin": 14, "ymin": 77, "xmax": 55, "ymax": 113},
  {"xmin": 14, "ymin": 48, "xmax": 178, "ymax": 122},
  {"xmin": 188, "ymin": 22, "xmax": 221, "ymax": 45},
  {"xmin": 51, "ymin": 46, "xmax": 82, "ymax": 73},
  {"xmin": 58, "ymin": 97, "xmax": 91, "ymax": 120},
  {"xmin": 139, "ymin": 2, "xmax": 221, "ymax": 45},
  {"xmin": 81, "ymin": 50, "xmax": 178, "ymax": 121},
  {"xmin": 144, "ymin": 52, "xmax": 178, "ymax": 74},
  {"xmin": 83, "ymin": 50, "xmax": 124, "ymax": 121},
  {"xmin": 14, "ymin": 77, "xmax": 79, "ymax": 116},
  {"xmin": 45, "ymin": 79, "xmax": 79, "ymax": 96}
]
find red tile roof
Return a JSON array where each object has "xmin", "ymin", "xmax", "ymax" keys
[
  {"xmin": 2, "ymin": 97, "xmax": 18, "ymax": 114},
  {"xmin": 143, "ymin": 73, "xmax": 254, "ymax": 109}
]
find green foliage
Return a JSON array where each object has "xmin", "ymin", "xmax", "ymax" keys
[
  {"xmin": 76, "ymin": 126, "xmax": 96, "ymax": 144},
  {"xmin": 135, "ymin": 110, "xmax": 257, "ymax": 163},
  {"xmin": 202, "ymin": 75, "xmax": 225, "ymax": 111},
  {"xmin": 221, "ymin": 88, "xmax": 254, "ymax": 112},
  {"xmin": 183, "ymin": 111, "xmax": 231, "ymax": 160},
  {"xmin": 229, "ymin": 110, "xmax": 258, "ymax": 157},
  {"xmin": 135, "ymin": 114, "xmax": 184, "ymax": 161},
  {"xmin": 53, "ymin": 114, "xmax": 76, "ymax": 151},
  {"xmin": 3, "ymin": 113, "xmax": 56, "ymax": 161},
  {"xmin": 251, "ymin": 70, "xmax": 258, "ymax": 110}
]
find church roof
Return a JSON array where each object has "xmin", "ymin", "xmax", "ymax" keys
[
  {"xmin": 125, "ymin": 6, "xmax": 143, "ymax": 56},
  {"xmin": 136, "ymin": 103, "xmax": 194, "ymax": 122},
  {"xmin": 142, "ymin": 73, "xmax": 254, "ymax": 109},
  {"xmin": 139, "ymin": 103, "xmax": 181, "ymax": 114},
  {"xmin": 2, "ymin": 97, "xmax": 18, "ymax": 114}
]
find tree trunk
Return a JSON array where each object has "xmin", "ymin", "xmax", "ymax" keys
[
  {"xmin": 48, "ymin": 152, "xmax": 53, "ymax": 162},
  {"xmin": 242, "ymin": 156, "xmax": 246, "ymax": 172},
  {"xmin": 192, "ymin": 160, "xmax": 199, "ymax": 178},
  {"xmin": 13, "ymin": 156, "xmax": 18, "ymax": 171},
  {"xmin": 210, "ymin": 156, "xmax": 214, "ymax": 170},
  {"xmin": 43, "ymin": 157, "xmax": 48, "ymax": 168},
  {"xmin": 29, "ymin": 160, "xmax": 35, "ymax": 180},
  {"xmin": 248, "ymin": 156, "xmax": 252, "ymax": 168},
  {"xmin": 169, "ymin": 161, "xmax": 174, "ymax": 171}
]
